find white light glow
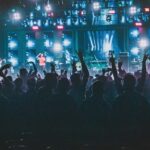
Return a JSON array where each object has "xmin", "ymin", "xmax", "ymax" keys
[
  {"xmin": 8, "ymin": 41, "xmax": 17, "ymax": 49},
  {"xmin": 13, "ymin": 12, "xmax": 21, "ymax": 21},
  {"xmin": 131, "ymin": 30, "xmax": 139, "ymax": 37},
  {"xmin": 129, "ymin": 7, "xmax": 137, "ymax": 14},
  {"xmin": 45, "ymin": 4, "xmax": 52, "ymax": 12},
  {"xmin": 27, "ymin": 40, "xmax": 35, "ymax": 48},
  {"xmin": 139, "ymin": 38, "xmax": 149, "ymax": 49},
  {"xmin": 131, "ymin": 47, "xmax": 139, "ymax": 55},
  {"xmin": 8, "ymin": 57, "xmax": 18, "ymax": 66},
  {"xmin": 93, "ymin": 2, "xmax": 100, "ymax": 11},
  {"xmin": 53, "ymin": 42, "xmax": 62, "ymax": 52},
  {"xmin": 63, "ymin": 39, "xmax": 71, "ymax": 47}
]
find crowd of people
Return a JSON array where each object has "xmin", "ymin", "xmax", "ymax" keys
[{"xmin": 0, "ymin": 51, "xmax": 150, "ymax": 149}]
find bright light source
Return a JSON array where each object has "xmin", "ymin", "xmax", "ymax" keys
[
  {"xmin": 129, "ymin": 7, "xmax": 137, "ymax": 14},
  {"xmin": 44, "ymin": 40, "xmax": 51, "ymax": 48},
  {"xmin": 56, "ymin": 25, "xmax": 64, "ymax": 30},
  {"xmin": 13, "ymin": 12, "xmax": 21, "ymax": 21},
  {"xmin": 131, "ymin": 47, "xmax": 139, "ymax": 55},
  {"xmin": 93, "ymin": 2, "xmax": 100, "ymax": 11},
  {"xmin": 32, "ymin": 26, "xmax": 40, "ymax": 31},
  {"xmin": 134, "ymin": 22, "xmax": 142, "ymax": 27},
  {"xmin": 63, "ymin": 39, "xmax": 71, "ymax": 47},
  {"xmin": 131, "ymin": 30, "xmax": 139, "ymax": 37},
  {"xmin": 144, "ymin": 8, "xmax": 150, "ymax": 12},
  {"xmin": 53, "ymin": 42, "xmax": 63, "ymax": 52},
  {"xmin": 27, "ymin": 40, "xmax": 35, "ymax": 48},
  {"xmin": 8, "ymin": 57, "xmax": 18, "ymax": 66},
  {"xmin": 108, "ymin": 10, "xmax": 116, "ymax": 14},
  {"xmin": 139, "ymin": 38, "xmax": 149, "ymax": 49},
  {"xmin": 45, "ymin": 3, "xmax": 52, "ymax": 12},
  {"xmin": 8, "ymin": 41, "xmax": 17, "ymax": 49}
]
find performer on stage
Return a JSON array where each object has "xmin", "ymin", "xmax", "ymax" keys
[{"xmin": 37, "ymin": 53, "xmax": 46, "ymax": 69}]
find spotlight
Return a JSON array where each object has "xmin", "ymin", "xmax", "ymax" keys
[
  {"xmin": 144, "ymin": 8, "xmax": 150, "ymax": 12},
  {"xmin": 8, "ymin": 57, "xmax": 18, "ymax": 66},
  {"xmin": 134, "ymin": 22, "xmax": 142, "ymax": 27},
  {"xmin": 12, "ymin": 12, "xmax": 21, "ymax": 21},
  {"xmin": 8, "ymin": 41, "xmax": 17, "ymax": 49},
  {"xmin": 129, "ymin": 6, "xmax": 137, "ymax": 14},
  {"xmin": 131, "ymin": 47, "xmax": 139, "ymax": 55},
  {"xmin": 53, "ymin": 42, "xmax": 63, "ymax": 52},
  {"xmin": 63, "ymin": 39, "xmax": 71, "ymax": 47},
  {"xmin": 44, "ymin": 40, "xmax": 52, "ymax": 48},
  {"xmin": 93, "ymin": 2, "xmax": 100, "ymax": 11},
  {"xmin": 27, "ymin": 40, "xmax": 35, "ymax": 48},
  {"xmin": 139, "ymin": 38, "xmax": 149, "ymax": 49},
  {"xmin": 56, "ymin": 25, "xmax": 64, "ymax": 30},
  {"xmin": 131, "ymin": 29, "xmax": 139, "ymax": 37},
  {"xmin": 45, "ymin": 3, "xmax": 52, "ymax": 12},
  {"xmin": 32, "ymin": 25, "xmax": 40, "ymax": 31}
]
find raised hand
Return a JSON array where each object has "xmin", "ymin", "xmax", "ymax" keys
[{"xmin": 143, "ymin": 54, "xmax": 148, "ymax": 63}]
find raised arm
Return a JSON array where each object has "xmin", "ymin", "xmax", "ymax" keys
[
  {"xmin": 77, "ymin": 51, "xmax": 89, "ymax": 87},
  {"xmin": 27, "ymin": 61, "xmax": 37, "ymax": 78},
  {"xmin": 71, "ymin": 60, "xmax": 77, "ymax": 74},
  {"xmin": 109, "ymin": 55, "xmax": 122, "ymax": 94},
  {"xmin": 136, "ymin": 54, "xmax": 148, "ymax": 92}
]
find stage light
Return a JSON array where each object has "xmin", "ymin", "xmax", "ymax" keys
[
  {"xmin": 131, "ymin": 29, "xmax": 139, "ymax": 37},
  {"xmin": 8, "ymin": 41, "xmax": 17, "ymax": 49},
  {"xmin": 139, "ymin": 38, "xmax": 149, "ymax": 49},
  {"xmin": 134, "ymin": 22, "xmax": 142, "ymax": 27},
  {"xmin": 93, "ymin": 2, "xmax": 100, "ymax": 11},
  {"xmin": 45, "ymin": 3, "xmax": 52, "ymax": 12},
  {"xmin": 144, "ymin": 8, "xmax": 150, "ymax": 12},
  {"xmin": 63, "ymin": 39, "xmax": 71, "ymax": 47},
  {"xmin": 32, "ymin": 25, "xmax": 40, "ymax": 31},
  {"xmin": 56, "ymin": 25, "xmax": 64, "ymax": 30},
  {"xmin": 12, "ymin": 12, "xmax": 21, "ymax": 21},
  {"xmin": 131, "ymin": 47, "xmax": 139, "ymax": 55},
  {"xmin": 44, "ymin": 40, "xmax": 52, "ymax": 48},
  {"xmin": 27, "ymin": 40, "xmax": 35, "ymax": 48},
  {"xmin": 8, "ymin": 57, "xmax": 18, "ymax": 66},
  {"xmin": 129, "ymin": 7, "xmax": 137, "ymax": 14},
  {"xmin": 27, "ymin": 57, "xmax": 36, "ymax": 63},
  {"xmin": 108, "ymin": 10, "xmax": 116, "ymax": 14},
  {"xmin": 53, "ymin": 42, "xmax": 63, "ymax": 52}
]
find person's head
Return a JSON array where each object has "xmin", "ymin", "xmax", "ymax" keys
[
  {"xmin": 123, "ymin": 73, "xmax": 136, "ymax": 91},
  {"xmin": 19, "ymin": 68, "xmax": 28, "ymax": 77},
  {"xmin": 70, "ymin": 73, "xmax": 81, "ymax": 86},
  {"xmin": 57, "ymin": 77, "xmax": 70, "ymax": 94}
]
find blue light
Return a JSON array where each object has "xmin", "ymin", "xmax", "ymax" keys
[
  {"xmin": 131, "ymin": 47, "xmax": 139, "ymax": 55},
  {"xmin": 8, "ymin": 41, "xmax": 17, "ymax": 49},
  {"xmin": 63, "ymin": 39, "xmax": 71, "ymax": 47},
  {"xmin": 53, "ymin": 42, "xmax": 63, "ymax": 52},
  {"xmin": 8, "ymin": 57, "xmax": 18, "ymax": 66},
  {"xmin": 26, "ymin": 40, "xmax": 35, "ymax": 48},
  {"xmin": 131, "ymin": 30, "xmax": 139, "ymax": 37}
]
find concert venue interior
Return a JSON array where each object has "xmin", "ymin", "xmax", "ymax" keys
[
  {"xmin": 0, "ymin": 0, "xmax": 149, "ymax": 72},
  {"xmin": 1, "ymin": 0, "xmax": 150, "ymax": 149}
]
